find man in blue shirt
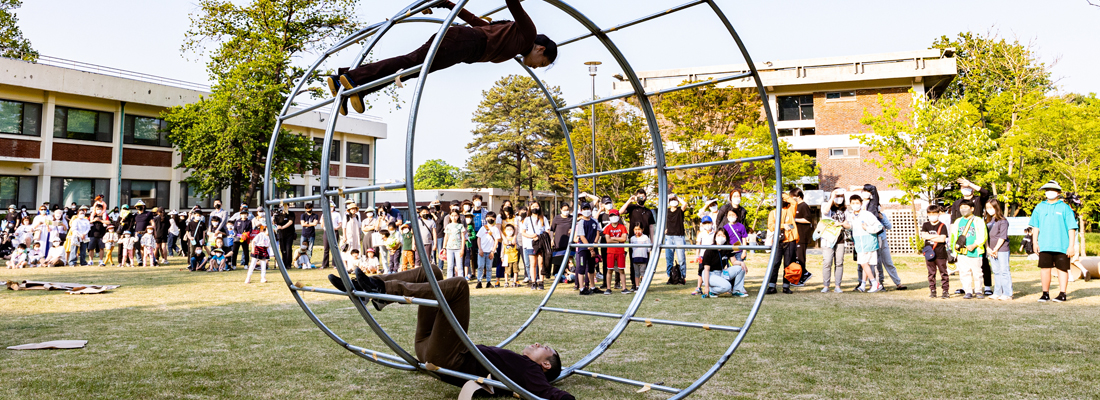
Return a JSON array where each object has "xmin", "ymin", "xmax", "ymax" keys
[{"xmin": 1028, "ymin": 180, "xmax": 1078, "ymax": 303}]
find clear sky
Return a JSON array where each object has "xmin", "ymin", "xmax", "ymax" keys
[{"xmin": 15, "ymin": 1, "xmax": 1100, "ymax": 182}]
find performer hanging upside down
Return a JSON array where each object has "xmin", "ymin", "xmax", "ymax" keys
[
  {"xmin": 328, "ymin": 268, "xmax": 574, "ymax": 400},
  {"xmin": 327, "ymin": 0, "xmax": 558, "ymax": 115}
]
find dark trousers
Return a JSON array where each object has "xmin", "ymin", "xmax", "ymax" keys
[
  {"xmin": 322, "ymin": 231, "xmax": 340, "ymax": 269},
  {"xmin": 599, "ymin": 247, "xmax": 609, "ymax": 288},
  {"xmin": 375, "ymin": 267, "xmax": 470, "ymax": 372},
  {"xmin": 981, "ymin": 254, "xmax": 993, "ymax": 289},
  {"xmin": 769, "ymin": 241, "xmax": 798, "ymax": 287},
  {"xmin": 926, "ymin": 258, "xmax": 949, "ymax": 294},
  {"xmin": 279, "ymin": 234, "xmax": 295, "ymax": 267},
  {"xmin": 342, "ymin": 26, "xmax": 487, "ymax": 97},
  {"xmin": 231, "ymin": 239, "xmax": 250, "ymax": 266}
]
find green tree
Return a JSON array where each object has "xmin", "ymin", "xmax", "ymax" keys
[
  {"xmin": 1014, "ymin": 94, "xmax": 1100, "ymax": 231},
  {"xmin": 649, "ymin": 80, "xmax": 817, "ymax": 227},
  {"xmin": 414, "ymin": 159, "xmax": 461, "ymax": 189},
  {"xmin": 858, "ymin": 93, "xmax": 1001, "ymax": 208},
  {"xmin": 0, "ymin": 0, "xmax": 37, "ymax": 61},
  {"xmin": 163, "ymin": 0, "xmax": 362, "ymax": 207},
  {"xmin": 548, "ymin": 102, "xmax": 651, "ymax": 204},
  {"xmin": 465, "ymin": 75, "xmax": 565, "ymax": 202}
]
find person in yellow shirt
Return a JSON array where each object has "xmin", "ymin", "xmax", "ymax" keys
[{"xmin": 765, "ymin": 192, "xmax": 800, "ymax": 294}]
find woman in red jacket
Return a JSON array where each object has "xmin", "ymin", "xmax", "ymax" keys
[{"xmin": 328, "ymin": 0, "xmax": 558, "ymax": 115}]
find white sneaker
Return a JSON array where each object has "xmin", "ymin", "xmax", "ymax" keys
[
  {"xmin": 868, "ymin": 282, "xmax": 882, "ymax": 293},
  {"xmin": 821, "ymin": 287, "xmax": 830, "ymax": 293},
  {"xmin": 834, "ymin": 287, "xmax": 843, "ymax": 293}
]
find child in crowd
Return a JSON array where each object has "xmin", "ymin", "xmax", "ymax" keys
[
  {"xmin": 295, "ymin": 247, "xmax": 314, "ymax": 269},
  {"xmin": 224, "ymin": 224, "xmax": 237, "ymax": 254},
  {"xmin": 574, "ymin": 203, "xmax": 600, "ymax": 295},
  {"xmin": 119, "ymin": 231, "xmax": 138, "ymax": 268},
  {"xmin": 210, "ymin": 246, "xmax": 227, "ymax": 272},
  {"xmin": 28, "ymin": 242, "xmax": 42, "ymax": 267},
  {"xmin": 363, "ymin": 248, "xmax": 381, "ymax": 274},
  {"xmin": 601, "ymin": 210, "xmax": 628, "ymax": 291},
  {"xmin": 627, "ymin": 224, "xmax": 651, "ymax": 294},
  {"xmin": 345, "ymin": 248, "xmax": 362, "ymax": 275},
  {"xmin": 102, "ymin": 225, "xmax": 119, "ymax": 266},
  {"xmin": 6, "ymin": 243, "xmax": 28, "ymax": 269},
  {"xmin": 399, "ymin": 223, "xmax": 416, "ymax": 272},
  {"xmin": 246, "ymin": 224, "xmax": 271, "ymax": 284},
  {"xmin": 502, "ymin": 224, "xmax": 520, "ymax": 287},
  {"xmin": 377, "ymin": 229, "xmax": 391, "ymax": 272},
  {"xmin": 140, "ymin": 226, "xmax": 157, "ymax": 267},
  {"xmin": 475, "ymin": 214, "xmax": 500, "ymax": 289},
  {"xmin": 14, "ymin": 217, "xmax": 31, "ymax": 246},
  {"xmin": 920, "ymin": 205, "xmax": 950, "ymax": 298},
  {"xmin": 189, "ymin": 246, "xmax": 205, "ymax": 271},
  {"xmin": 42, "ymin": 239, "xmax": 66, "ymax": 267},
  {"xmin": 386, "ymin": 223, "xmax": 402, "ymax": 273},
  {"xmin": 847, "ymin": 195, "xmax": 883, "ymax": 292}
]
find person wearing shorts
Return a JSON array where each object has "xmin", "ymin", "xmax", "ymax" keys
[
  {"xmin": 1029, "ymin": 180, "xmax": 1078, "ymax": 303},
  {"xmin": 601, "ymin": 210, "xmax": 628, "ymax": 293},
  {"xmin": 847, "ymin": 195, "xmax": 883, "ymax": 293}
]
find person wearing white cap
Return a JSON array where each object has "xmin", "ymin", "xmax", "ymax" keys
[{"xmin": 1028, "ymin": 180, "xmax": 1078, "ymax": 303}]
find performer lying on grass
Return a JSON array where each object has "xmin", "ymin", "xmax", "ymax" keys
[
  {"xmin": 326, "ymin": 0, "xmax": 557, "ymax": 115},
  {"xmin": 328, "ymin": 268, "xmax": 574, "ymax": 400}
]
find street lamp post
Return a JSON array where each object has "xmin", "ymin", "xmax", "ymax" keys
[{"xmin": 585, "ymin": 61, "xmax": 601, "ymax": 196}]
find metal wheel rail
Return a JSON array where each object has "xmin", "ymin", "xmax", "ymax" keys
[{"xmin": 263, "ymin": 1, "xmax": 784, "ymax": 399}]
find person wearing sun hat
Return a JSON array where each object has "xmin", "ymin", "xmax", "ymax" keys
[
  {"xmin": 342, "ymin": 200, "xmax": 362, "ymax": 255},
  {"xmin": 1028, "ymin": 180, "xmax": 1079, "ymax": 303}
]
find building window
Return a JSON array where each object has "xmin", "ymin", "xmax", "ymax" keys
[
  {"xmin": 826, "ymin": 91, "xmax": 856, "ymax": 100},
  {"xmin": 800, "ymin": 128, "xmax": 816, "ymax": 136},
  {"xmin": 778, "ymin": 129, "xmax": 794, "ymax": 137},
  {"xmin": 314, "ymin": 138, "xmax": 340, "ymax": 162},
  {"xmin": 0, "ymin": 99, "xmax": 42, "ymax": 137},
  {"xmin": 829, "ymin": 148, "xmax": 858, "ymax": 158},
  {"xmin": 777, "ymin": 95, "xmax": 813, "ymax": 121},
  {"xmin": 54, "ymin": 106, "xmax": 113, "ymax": 142},
  {"xmin": 179, "ymin": 182, "xmax": 213, "ymax": 209},
  {"xmin": 121, "ymin": 179, "xmax": 169, "ymax": 209},
  {"xmin": 50, "ymin": 178, "xmax": 110, "ymax": 207},
  {"xmin": 124, "ymin": 115, "xmax": 170, "ymax": 147},
  {"xmin": 274, "ymin": 184, "xmax": 305, "ymax": 202},
  {"xmin": 346, "ymin": 142, "xmax": 369, "ymax": 165},
  {"xmin": 0, "ymin": 176, "xmax": 38, "ymax": 208}
]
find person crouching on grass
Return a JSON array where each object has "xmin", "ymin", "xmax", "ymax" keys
[
  {"xmin": 847, "ymin": 195, "xmax": 883, "ymax": 293},
  {"xmin": 698, "ymin": 229, "xmax": 749, "ymax": 298},
  {"xmin": 327, "ymin": 266, "xmax": 574, "ymax": 400}
]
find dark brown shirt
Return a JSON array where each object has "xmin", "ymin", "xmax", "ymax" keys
[{"xmin": 453, "ymin": 0, "xmax": 536, "ymax": 63}]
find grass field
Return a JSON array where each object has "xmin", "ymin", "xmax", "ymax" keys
[{"xmin": 3, "ymin": 251, "xmax": 1100, "ymax": 399}]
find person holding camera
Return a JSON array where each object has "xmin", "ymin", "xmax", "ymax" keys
[{"xmin": 948, "ymin": 200, "xmax": 988, "ymax": 299}]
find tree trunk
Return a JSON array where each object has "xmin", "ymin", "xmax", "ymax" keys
[{"xmin": 230, "ymin": 170, "xmax": 243, "ymax": 211}]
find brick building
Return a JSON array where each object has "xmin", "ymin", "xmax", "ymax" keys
[
  {"xmin": 0, "ymin": 55, "xmax": 385, "ymax": 212},
  {"xmin": 616, "ymin": 49, "xmax": 957, "ymax": 208}
]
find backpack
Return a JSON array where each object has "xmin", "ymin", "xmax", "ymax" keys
[
  {"xmin": 784, "ymin": 262, "xmax": 803, "ymax": 284},
  {"xmin": 669, "ymin": 263, "xmax": 684, "ymax": 285}
]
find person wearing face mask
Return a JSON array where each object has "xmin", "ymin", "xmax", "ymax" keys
[
  {"xmin": 275, "ymin": 205, "xmax": 298, "ymax": 268},
  {"xmin": 1028, "ymin": 180, "xmax": 1078, "ymax": 303},
  {"xmin": 847, "ymin": 195, "xmax": 884, "ymax": 293},
  {"xmin": 699, "ymin": 229, "xmax": 749, "ymax": 298},
  {"xmin": 209, "ymin": 200, "xmax": 228, "ymax": 234},
  {"xmin": 66, "ymin": 205, "xmax": 91, "ymax": 266},
  {"xmin": 815, "ymin": 189, "xmax": 849, "ymax": 293},
  {"xmin": 417, "ymin": 206, "xmax": 438, "ymax": 268},
  {"xmin": 435, "ymin": 200, "xmax": 461, "ymax": 272},
  {"xmin": 230, "ymin": 205, "xmax": 253, "ymax": 267},
  {"xmin": 574, "ymin": 203, "xmax": 602, "ymax": 295},
  {"xmin": 475, "ymin": 212, "xmax": 501, "ymax": 288},
  {"xmin": 949, "ymin": 178, "xmax": 993, "ymax": 295},
  {"xmin": 341, "ymin": 200, "xmax": 362, "ymax": 256},
  {"xmin": 619, "ymin": 189, "xmax": 656, "ymax": 240},
  {"xmin": 131, "ymin": 200, "xmax": 154, "ymax": 264},
  {"xmin": 520, "ymin": 202, "xmax": 551, "ymax": 290},
  {"xmin": 601, "ymin": 210, "xmax": 629, "ymax": 292},
  {"xmin": 855, "ymin": 184, "xmax": 905, "ymax": 291},
  {"xmin": 663, "ymin": 194, "xmax": 688, "ymax": 285},
  {"xmin": 949, "ymin": 199, "xmax": 988, "ymax": 299},
  {"xmin": 549, "ymin": 203, "xmax": 574, "ymax": 271},
  {"xmin": 788, "ymin": 189, "xmax": 814, "ymax": 287},
  {"xmin": 765, "ymin": 193, "xmax": 800, "ymax": 294},
  {"xmin": 361, "ymin": 206, "xmax": 381, "ymax": 255},
  {"xmin": 715, "ymin": 190, "xmax": 748, "ymax": 229},
  {"xmin": 596, "ymin": 197, "xmax": 614, "ymax": 290}
]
